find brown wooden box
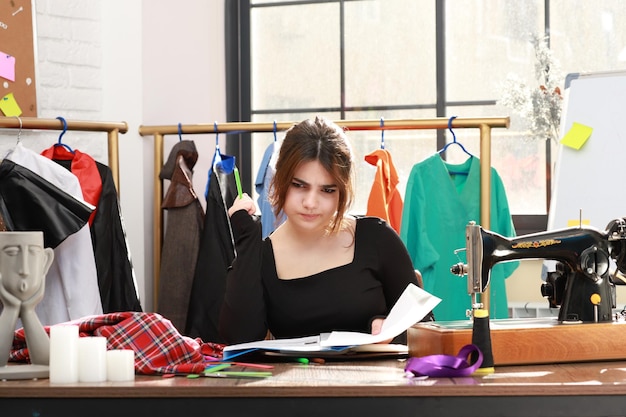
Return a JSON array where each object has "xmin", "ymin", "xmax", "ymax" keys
[{"xmin": 408, "ymin": 318, "xmax": 626, "ymax": 365}]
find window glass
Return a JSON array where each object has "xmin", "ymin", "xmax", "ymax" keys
[
  {"xmin": 250, "ymin": 3, "xmax": 341, "ymax": 110},
  {"xmin": 446, "ymin": 0, "xmax": 544, "ymax": 101},
  {"xmin": 344, "ymin": 0, "xmax": 436, "ymax": 107},
  {"xmin": 550, "ymin": 1, "xmax": 626, "ymax": 74}
]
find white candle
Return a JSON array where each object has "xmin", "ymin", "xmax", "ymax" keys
[
  {"xmin": 77, "ymin": 337, "xmax": 107, "ymax": 382},
  {"xmin": 106, "ymin": 349, "xmax": 135, "ymax": 382},
  {"xmin": 49, "ymin": 325, "xmax": 79, "ymax": 384}
]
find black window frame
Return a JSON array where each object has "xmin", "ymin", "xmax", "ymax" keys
[{"xmin": 225, "ymin": 0, "xmax": 550, "ymax": 234}]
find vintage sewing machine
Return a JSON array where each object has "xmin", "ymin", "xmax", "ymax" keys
[
  {"xmin": 451, "ymin": 218, "xmax": 626, "ymax": 323},
  {"xmin": 407, "ymin": 218, "xmax": 626, "ymax": 365}
]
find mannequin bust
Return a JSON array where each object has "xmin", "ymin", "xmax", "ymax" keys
[{"xmin": 0, "ymin": 231, "xmax": 54, "ymax": 374}]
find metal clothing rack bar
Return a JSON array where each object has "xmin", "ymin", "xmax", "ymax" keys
[
  {"xmin": 0, "ymin": 116, "xmax": 128, "ymax": 192},
  {"xmin": 139, "ymin": 116, "xmax": 510, "ymax": 309}
]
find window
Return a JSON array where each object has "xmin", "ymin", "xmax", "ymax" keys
[{"xmin": 226, "ymin": 0, "xmax": 626, "ymax": 233}]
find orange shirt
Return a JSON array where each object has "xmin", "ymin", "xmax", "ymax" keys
[{"xmin": 364, "ymin": 149, "xmax": 403, "ymax": 233}]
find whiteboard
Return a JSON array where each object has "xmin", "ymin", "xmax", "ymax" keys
[{"xmin": 547, "ymin": 70, "xmax": 626, "ymax": 232}]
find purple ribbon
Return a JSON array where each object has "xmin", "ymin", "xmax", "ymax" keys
[{"xmin": 404, "ymin": 344, "xmax": 483, "ymax": 378}]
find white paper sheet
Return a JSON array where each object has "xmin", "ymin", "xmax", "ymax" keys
[
  {"xmin": 321, "ymin": 283, "xmax": 441, "ymax": 346},
  {"xmin": 223, "ymin": 283, "xmax": 441, "ymax": 359}
]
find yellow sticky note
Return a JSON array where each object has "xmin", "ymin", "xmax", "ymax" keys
[
  {"xmin": 560, "ymin": 122, "xmax": 593, "ymax": 150},
  {"xmin": 567, "ymin": 219, "xmax": 590, "ymax": 227},
  {"xmin": 0, "ymin": 92, "xmax": 22, "ymax": 117}
]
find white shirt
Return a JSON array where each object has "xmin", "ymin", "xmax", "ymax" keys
[{"xmin": 7, "ymin": 143, "xmax": 103, "ymax": 325}]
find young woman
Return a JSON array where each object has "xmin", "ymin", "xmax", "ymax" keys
[{"xmin": 219, "ymin": 117, "xmax": 421, "ymax": 344}]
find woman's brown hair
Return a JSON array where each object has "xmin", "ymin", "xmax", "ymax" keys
[{"xmin": 269, "ymin": 117, "xmax": 355, "ymax": 234}]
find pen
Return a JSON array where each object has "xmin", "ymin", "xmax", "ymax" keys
[
  {"xmin": 221, "ymin": 348, "xmax": 258, "ymax": 361},
  {"xmin": 204, "ymin": 363, "xmax": 232, "ymax": 373},
  {"xmin": 234, "ymin": 166, "xmax": 243, "ymax": 198},
  {"xmin": 204, "ymin": 372, "xmax": 272, "ymax": 379},
  {"xmin": 208, "ymin": 361, "xmax": 275, "ymax": 370},
  {"xmin": 210, "ymin": 371, "xmax": 273, "ymax": 378}
]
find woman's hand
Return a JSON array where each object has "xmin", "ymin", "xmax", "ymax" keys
[
  {"xmin": 228, "ymin": 193, "xmax": 257, "ymax": 217},
  {"xmin": 370, "ymin": 318, "xmax": 392, "ymax": 344}
]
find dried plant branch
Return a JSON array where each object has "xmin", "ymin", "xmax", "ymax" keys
[{"xmin": 498, "ymin": 34, "xmax": 563, "ymax": 143}]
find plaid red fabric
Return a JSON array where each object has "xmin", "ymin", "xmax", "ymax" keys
[{"xmin": 10, "ymin": 312, "xmax": 225, "ymax": 375}]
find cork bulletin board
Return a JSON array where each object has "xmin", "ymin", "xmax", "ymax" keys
[{"xmin": 0, "ymin": 0, "xmax": 37, "ymax": 117}]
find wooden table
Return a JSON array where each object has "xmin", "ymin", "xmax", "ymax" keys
[{"xmin": 3, "ymin": 359, "xmax": 626, "ymax": 417}]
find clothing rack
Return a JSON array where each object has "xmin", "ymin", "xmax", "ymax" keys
[
  {"xmin": 0, "ymin": 116, "xmax": 128, "ymax": 192},
  {"xmin": 140, "ymin": 116, "xmax": 509, "ymax": 308}
]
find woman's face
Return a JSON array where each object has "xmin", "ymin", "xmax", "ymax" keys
[{"xmin": 282, "ymin": 160, "xmax": 340, "ymax": 233}]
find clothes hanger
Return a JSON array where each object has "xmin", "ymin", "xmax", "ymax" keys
[
  {"xmin": 206, "ymin": 121, "xmax": 237, "ymax": 196},
  {"xmin": 439, "ymin": 116, "xmax": 472, "ymax": 176},
  {"xmin": 54, "ymin": 116, "xmax": 74, "ymax": 153},
  {"xmin": 210, "ymin": 121, "xmax": 222, "ymax": 169},
  {"xmin": 273, "ymin": 120, "xmax": 277, "ymax": 142},
  {"xmin": 379, "ymin": 117, "xmax": 386, "ymax": 149},
  {"xmin": 177, "ymin": 122, "xmax": 183, "ymax": 142},
  {"xmin": 204, "ymin": 121, "xmax": 223, "ymax": 197},
  {"xmin": 438, "ymin": 116, "xmax": 472, "ymax": 158},
  {"xmin": 14, "ymin": 116, "xmax": 22, "ymax": 145}
]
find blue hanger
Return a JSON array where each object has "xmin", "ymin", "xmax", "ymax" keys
[
  {"xmin": 211, "ymin": 121, "xmax": 221, "ymax": 168},
  {"xmin": 214, "ymin": 121, "xmax": 220, "ymax": 150},
  {"xmin": 438, "ymin": 116, "xmax": 471, "ymax": 157},
  {"xmin": 177, "ymin": 122, "xmax": 183, "ymax": 142},
  {"xmin": 54, "ymin": 116, "xmax": 74, "ymax": 153},
  {"xmin": 380, "ymin": 117, "xmax": 385, "ymax": 149},
  {"xmin": 205, "ymin": 121, "xmax": 238, "ymax": 198},
  {"xmin": 273, "ymin": 120, "xmax": 277, "ymax": 142}
]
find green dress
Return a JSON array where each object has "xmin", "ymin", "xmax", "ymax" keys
[{"xmin": 400, "ymin": 154, "xmax": 518, "ymax": 321}]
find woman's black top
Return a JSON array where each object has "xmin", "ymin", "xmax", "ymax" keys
[{"xmin": 219, "ymin": 212, "xmax": 419, "ymax": 344}]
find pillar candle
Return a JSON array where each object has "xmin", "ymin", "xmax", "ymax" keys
[
  {"xmin": 106, "ymin": 349, "xmax": 135, "ymax": 382},
  {"xmin": 49, "ymin": 325, "xmax": 79, "ymax": 384},
  {"xmin": 77, "ymin": 337, "xmax": 107, "ymax": 382}
]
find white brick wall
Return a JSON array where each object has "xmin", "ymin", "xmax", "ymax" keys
[
  {"xmin": 35, "ymin": 0, "xmax": 102, "ymax": 121},
  {"xmin": 0, "ymin": 1, "xmax": 106, "ymax": 161}
]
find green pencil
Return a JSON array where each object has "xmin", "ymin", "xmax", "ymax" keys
[{"xmin": 234, "ymin": 166, "xmax": 243, "ymax": 198}]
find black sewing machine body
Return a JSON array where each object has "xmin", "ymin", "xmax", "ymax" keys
[{"xmin": 452, "ymin": 219, "xmax": 626, "ymax": 323}]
